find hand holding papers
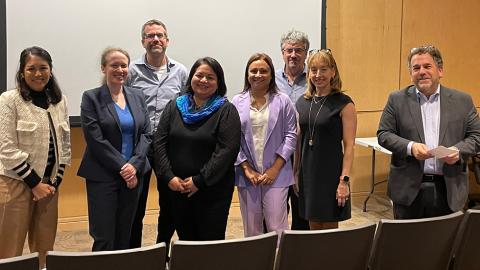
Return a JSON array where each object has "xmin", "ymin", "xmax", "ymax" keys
[{"xmin": 428, "ymin": 146, "xmax": 459, "ymax": 159}]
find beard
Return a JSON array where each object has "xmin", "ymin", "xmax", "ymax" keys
[
  {"xmin": 148, "ymin": 44, "xmax": 165, "ymax": 55},
  {"xmin": 415, "ymin": 78, "xmax": 438, "ymax": 95},
  {"xmin": 287, "ymin": 59, "xmax": 300, "ymax": 69}
]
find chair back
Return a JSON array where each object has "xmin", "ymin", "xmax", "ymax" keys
[
  {"xmin": 467, "ymin": 155, "xmax": 480, "ymax": 208},
  {"xmin": 0, "ymin": 252, "xmax": 39, "ymax": 270},
  {"xmin": 46, "ymin": 243, "xmax": 166, "ymax": 270},
  {"xmin": 169, "ymin": 231, "xmax": 277, "ymax": 270},
  {"xmin": 471, "ymin": 155, "xmax": 480, "ymax": 185},
  {"xmin": 451, "ymin": 209, "xmax": 480, "ymax": 270},
  {"xmin": 369, "ymin": 211, "xmax": 463, "ymax": 270},
  {"xmin": 274, "ymin": 223, "xmax": 376, "ymax": 270}
]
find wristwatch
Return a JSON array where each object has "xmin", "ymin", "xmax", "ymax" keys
[{"xmin": 342, "ymin": 176, "xmax": 350, "ymax": 183}]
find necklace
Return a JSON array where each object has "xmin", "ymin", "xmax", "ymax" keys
[
  {"xmin": 312, "ymin": 94, "xmax": 327, "ymax": 104},
  {"xmin": 308, "ymin": 95, "xmax": 329, "ymax": 147},
  {"xmin": 110, "ymin": 87, "xmax": 123, "ymax": 102}
]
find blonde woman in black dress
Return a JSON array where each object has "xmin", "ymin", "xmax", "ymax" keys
[{"xmin": 295, "ymin": 50, "xmax": 357, "ymax": 230}]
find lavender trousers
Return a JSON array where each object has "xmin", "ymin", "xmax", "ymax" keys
[{"xmin": 238, "ymin": 185, "xmax": 289, "ymax": 237}]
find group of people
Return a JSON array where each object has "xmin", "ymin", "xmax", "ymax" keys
[{"xmin": 1, "ymin": 17, "xmax": 479, "ymax": 268}]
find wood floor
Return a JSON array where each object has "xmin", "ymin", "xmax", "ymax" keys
[{"xmin": 24, "ymin": 196, "xmax": 393, "ymax": 253}]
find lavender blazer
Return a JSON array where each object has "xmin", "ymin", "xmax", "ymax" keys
[{"xmin": 232, "ymin": 91, "xmax": 297, "ymax": 188}]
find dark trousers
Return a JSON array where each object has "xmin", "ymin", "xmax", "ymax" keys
[
  {"xmin": 86, "ymin": 178, "xmax": 139, "ymax": 251},
  {"xmin": 394, "ymin": 176, "xmax": 453, "ymax": 219},
  {"xmin": 288, "ymin": 186, "xmax": 310, "ymax": 229},
  {"xmin": 171, "ymin": 188, "xmax": 233, "ymax": 241},
  {"xmin": 130, "ymin": 155, "xmax": 175, "ymax": 250},
  {"xmin": 129, "ymin": 167, "xmax": 151, "ymax": 248},
  {"xmin": 288, "ymin": 156, "xmax": 309, "ymax": 230},
  {"xmin": 156, "ymin": 176, "xmax": 176, "ymax": 245}
]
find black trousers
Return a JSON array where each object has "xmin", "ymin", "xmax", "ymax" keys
[
  {"xmin": 129, "ymin": 165, "xmax": 151, "ymax": 248},
  {"xmin": 171, "ymin": 188, "xmax": 233, "ymax": 241},
  {"xmin": 288, "ymin": 186, "xmax": 310, "ymax": 229},
  {"xmin": 393, "ymin": 176, "xmax": 453, "ymax": 219},
  {"xmin": 86, "ymin": 178, "xmax": 139, "ymax": 251},
  {"xmin": 129, "ymin": 155, "xmax": 175, "ymax": 250},
  {"xmin": 287, "ymin": 157, "xmax": 309, "ymax": 230}
]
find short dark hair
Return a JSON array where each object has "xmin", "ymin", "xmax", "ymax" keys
[
  {"xmin": 186, "ymin": 57, "xmax": 227, "ymax": 97},
  {"xmin": 15, "ymin": 46, "xmax": 63, "ymax": 104},
  {"xmin": 243, "ymin": 53, "xmax": 277, "ymax": 93},
  {"xmin": 408, "ymin": 45, "xmax": 443, "ymax": 70},
  {"xmin": 141, "ymin": 19, "xmax": 168, "ymax": 39}
]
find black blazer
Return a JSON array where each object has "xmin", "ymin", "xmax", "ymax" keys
[{"xmin": 77, "ymin": 84, "xmax": 151, "ymax": 182}]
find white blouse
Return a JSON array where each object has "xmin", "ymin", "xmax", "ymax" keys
[{"xmin": 250, "ymin": 93, "xmax": 269, "ymax": 172}]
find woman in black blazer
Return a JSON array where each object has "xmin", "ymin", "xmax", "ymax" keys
[{"xmin": 78, "ymin": 48, "xmax": 151, "ymax": 251}]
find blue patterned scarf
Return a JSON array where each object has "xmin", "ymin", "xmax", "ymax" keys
[{"xmin": 176, "ymin": 93, "xmax": 226, "ymax": 124}]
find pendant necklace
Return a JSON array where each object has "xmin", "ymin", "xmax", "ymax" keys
[{"xmin": 308, "ymin": 94, "xmax": 329, "ymax": 147}]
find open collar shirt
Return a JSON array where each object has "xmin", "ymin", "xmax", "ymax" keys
[
  {"xmin": 275, "ymin": 65, "xmax": 307, "ymax": 104},
  {"xmin": 416, "ymin": 85, "xmax": 442, "ymax": 175},
  {"xmin": 127, "ymin": 54, "xmax": 188, "ymax": 132}
]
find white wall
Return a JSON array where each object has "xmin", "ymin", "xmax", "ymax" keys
[{"xmin": 7, "ymin": 0, "xmax": 321, "ymax": 116}]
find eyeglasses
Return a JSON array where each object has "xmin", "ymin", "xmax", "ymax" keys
[
  {"xmin": 282, "ymin": 47, "xmax": 306, "ymax": 54},
  {"xmin": 308, "ymin": 48, "xmax": 332, "ymax": 56},
  {"xmin": 144, "ymin": 33, "xmax": 167, "ymax": 40}
]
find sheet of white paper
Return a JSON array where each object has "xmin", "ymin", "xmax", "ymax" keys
[{"xmin": 428, "ymin": 146, "xmax": 458, "ymax": 158}]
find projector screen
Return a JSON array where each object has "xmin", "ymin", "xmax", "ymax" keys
[{"xmin": 6, "ymin": 0, "xmax": 322, "ymax": 121}]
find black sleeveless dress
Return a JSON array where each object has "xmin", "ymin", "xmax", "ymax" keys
[{"xmin": 296, "ymin": 92, "xmax": 352, "ymax": 221}]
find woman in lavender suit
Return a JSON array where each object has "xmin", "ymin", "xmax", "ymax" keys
[{"xmin": 232, "ymin": 53, "xmax": 296, "ymax": 237}]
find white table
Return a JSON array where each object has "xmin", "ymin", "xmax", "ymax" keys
[{"xmin": 355, "ymin": 137, "xmax": 392, "ymax": 212}]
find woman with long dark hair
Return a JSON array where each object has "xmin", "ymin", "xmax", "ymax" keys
[{"xmin": 0, "ymin": 46, "xmax": 71, "ymax": 267}]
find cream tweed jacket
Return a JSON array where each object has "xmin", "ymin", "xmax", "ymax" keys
[{"xmin": 0, "ymin": 89, "xmax": 71, "ymax": 182}]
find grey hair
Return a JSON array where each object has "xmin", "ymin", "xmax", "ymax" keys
[
  {"xmin": 141, "ymin": 19, "xmax": 168, "ymax": 39},
  {"xmin": 280, "ymin": 29, "xmax": 310, "ymax": 51},
  {"xmin": 408, "ymin": 45, "xmax": 443, "ymax": 70}
]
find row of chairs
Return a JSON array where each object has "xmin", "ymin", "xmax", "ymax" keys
[{"xmin": 1, "ymin": 209, "xmax": 478, "ymax": 270}]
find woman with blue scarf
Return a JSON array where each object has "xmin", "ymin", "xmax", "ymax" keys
[{"xmin": 153, "ymin": 57, "xmax": 241, "ymax": 241}]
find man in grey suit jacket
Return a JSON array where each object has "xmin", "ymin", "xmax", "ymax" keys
[{"xmin": 377, "ymin": 45, "xmax": 480, "ymax": 219}]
